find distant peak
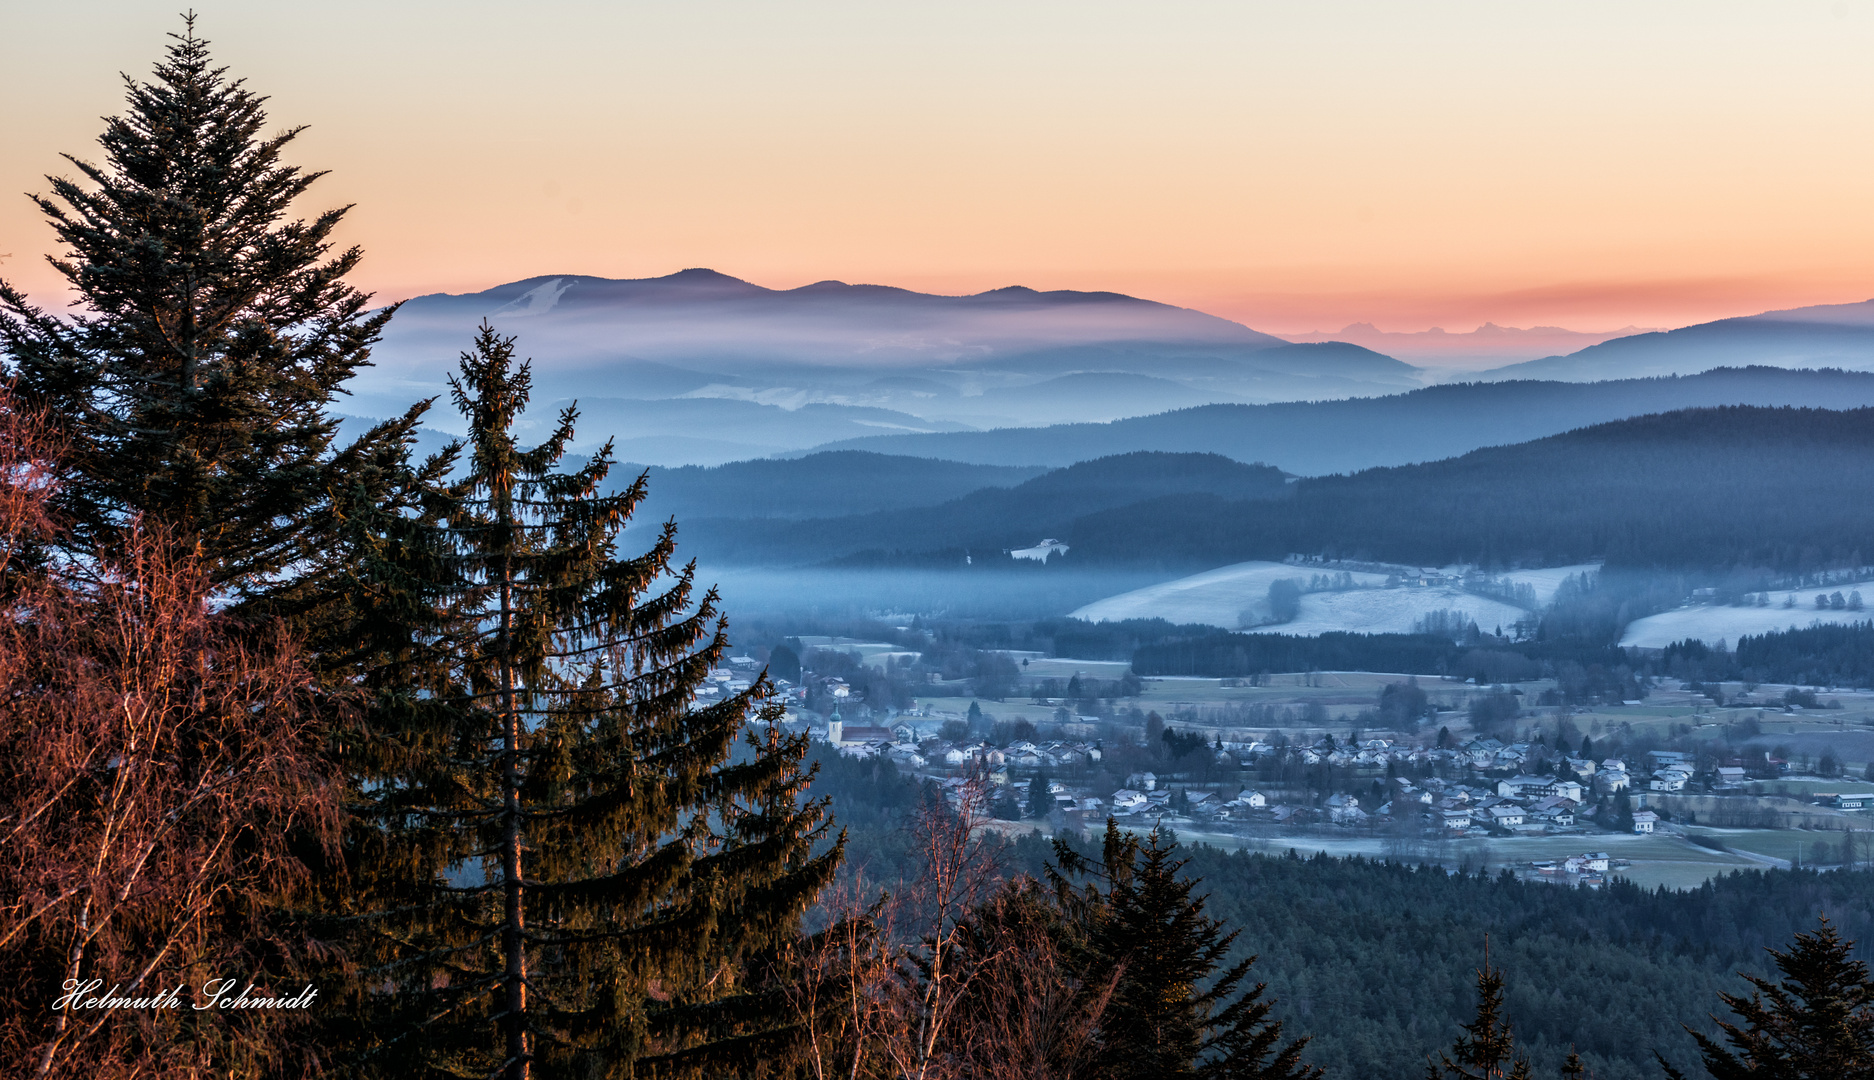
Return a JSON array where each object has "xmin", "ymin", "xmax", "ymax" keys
[{"xmin": 665, "ymin": 268, "xmax": 751, "ymax": 284}]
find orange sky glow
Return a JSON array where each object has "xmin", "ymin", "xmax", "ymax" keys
[{"xmin": 7, "ymin": 1, "xmax": 1874, "ymax": 336}]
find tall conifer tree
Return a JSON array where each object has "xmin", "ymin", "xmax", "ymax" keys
[
  {"xmin": 0, "ymin": 18, "xmax": 422, "ymax": 605},
  {"xmin": 1426, "ymin": 945, "xmax": 1533, "ymax": 1080},
  {"xmin": 1050, "ymin": 823, "xmax": 1320, "ymax": 1080},
  {"xmin": 1661, "ymin": 917, "xmax": 1874, "ymax": 1080},
  {"xmin": 330, "ymin": 324, "xmax": 840, "ymax": 1079}
]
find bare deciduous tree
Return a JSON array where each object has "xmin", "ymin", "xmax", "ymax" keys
[
  {"xmin": 0, "ymin": 394, "xmax": 338, "ymax": 1079},
  {"xmin": 787, "ymin": 776, "xmax": 1116, "ymax": 1080}
]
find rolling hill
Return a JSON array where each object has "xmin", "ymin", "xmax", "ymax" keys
[
  {"xmin": 1061, "ymin": 405, "xmax": 1874, "ymax": 571},
  {"xmin": 797, "ymin": 366, "xmax": 1874, "ymax": 474},
  {"xmin": 622, "ymin": 452, "xmax": 1047, "ymax": 522},
  {"xmin": 672, "ymin": 451, "xmax": 1289, "ymax": 566},
  {"xmin": 1477, "ymin": 298, "xmax": 1874, "ymax": 382}
]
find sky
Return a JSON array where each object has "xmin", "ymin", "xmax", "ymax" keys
[{"xmin": 5, "ymin": 1, "xmax": 1874, "ymax": 335}]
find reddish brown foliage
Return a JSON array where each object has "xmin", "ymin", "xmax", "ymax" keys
[
  {"xmin": 0, "ymin": 395, "xmax": 339, "ymax": 1079},
  {"xmin": 787, "ymin": 781, "xmax": 1115, "ymax": 1080}
]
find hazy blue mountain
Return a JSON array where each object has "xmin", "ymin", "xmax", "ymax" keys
[
  {"xmin": 341, "ymin": 270, "xmax": 1423, "ymax": 443},
  {"xmin": 442, "ymin": 396, "xmax": 976, "ymax": 467},
  {"xmin": 675, "ymin": 452, "xmax": 1289, "ymax": 566},
  {"xmin": 1476, "ymin": 299, "xmax": 1874, "ymax": 382},
  {"xmin": 688, "ymin": 406, "xmax": 1874, "ymax": 573},
  {"xmin": 622, "ymin": 452, "xmax": 1048, "ymax": 523},
  {"xmin": 1286, "ymin": 321, "xmax": 1654, "ymax": 368},
  {"xmin": 796, "ymin": 366, "xmax": 1874, "ymax": 475},
  {"xmin": 960, "ymin": 372, "xmax": 1244, "ymax": 425},
  {"xmin": 1062, "ymin": 405, "xmax": 1874, "ymax": 572}
]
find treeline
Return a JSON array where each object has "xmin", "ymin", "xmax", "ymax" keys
[
  {"xmin": 1129, "ymin": 629, "xmax": 1640, "ymax": 701},
  {"xmin": 1061, "ymin": 405, "xmax": 1874, "ymax": 572},
  {"xmin": 1655, "ymin": 620, "xmax": 1874, "ymax": 688}
]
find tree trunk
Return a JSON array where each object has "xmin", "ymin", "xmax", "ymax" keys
[{"xmin": 500, "ymin": 543, "xmax": 529, "ymax": 1080}]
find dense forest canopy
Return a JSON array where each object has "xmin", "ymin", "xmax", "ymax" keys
[
  {"xmin": 1063, "ymin": 406, "xmax": 1874, "ymax": 572},
  {"xmin": 818, "ymin": 778, "xmax": 1874, "ymax": 1080}
]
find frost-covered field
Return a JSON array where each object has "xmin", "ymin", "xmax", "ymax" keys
[
  {"xmin": 1069, "ymin": 560, "xmax": 1529, "ymax": 637},
  {"xmin": 1620, "ymin": 591, "xmax": 1874, "ymax": 648},
  {"xmin": 1069, "ymin": 561, "xmax": 1388, "ymax": 629},
  {"xmin": 1497, "ymin": 564, "xmax": 1601, "ymax": 606},
  {"xmin": 1276, "ymin": 588, "xmax": 1528, "ymax": 638}
]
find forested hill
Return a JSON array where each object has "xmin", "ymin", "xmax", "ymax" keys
[
  {"xmin": 675, "ymin": 451, "xmax": 1288, "ymax": 564},
  {"xmin": 1063, "ymin": 405, "xmax": 1874, "ymax": 571},
  {"xmin": 622, "ymin": 451, "xmax": 1047, "ymax": 522},
  {"xmin": 798, "ymin": 366, "xmax": 1874, "ymax": 474}
]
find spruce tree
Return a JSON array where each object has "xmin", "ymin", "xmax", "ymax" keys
[
  {"xmin": 1660, "ymin": 917, "xmax": 1874, "ymax": 1080},
  {"xmin": 1050, "ymin": 823, "xmax": 1320, "ymax": 1080},
  {"xmin": 0, "ymin": 18, "xmax": 423, "ymax": 603},
  {"xmin": 1426, "ymin": 944, "xmax": 1533, "ymax": 1080},
  {"xmin": 1028, "ymin": 771, "xmax": 1053, "ymax": 819},
  {"xmin": 330, "ymin": 324, "xmax": 840, "ymax": 1079}
]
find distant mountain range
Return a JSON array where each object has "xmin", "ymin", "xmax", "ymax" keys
[
  {"xmin": 335, "ymin": 271, "xmax": 1874, "ymax": 467},
  {"xmin": 1475, "ymin": 298, "xmax": 1874, "ymax": 382},
  {"xmin": 1284, "ymin": 321, "xmax": 1654, "ymax": 368},
  {"xmin": 343, "ymin": 270, "xmax": 1421, "ymax": 455},
  {"xmin": 796, "ymin": 366, "xmax": 1874, "ymax": 475}
]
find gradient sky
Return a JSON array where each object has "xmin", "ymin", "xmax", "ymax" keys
[{"xmin": 6, "ymin": 1, "xmax": 1874, "ymax": 335}]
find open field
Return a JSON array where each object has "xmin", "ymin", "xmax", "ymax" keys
[
  {"xmin": 1621, "ymin": 586, "xmax": 1874, "ymax": 648},
  {"xmin": 1019, "ymin": 657, "xmax": 1134, "ymax": 679},
  {"xmin": 1112, "ymin": 827, "xmax": 1770, "ymax": 890},
  {"xmin": 1070, "ymin": 560, "xmax": 1596, "ymax": 635},
  {"xmin": 1070, "ymin": 561, "xmax": 1389, "ymax": 628},
  {"xmin": 1681, "ymin": 826, "xmax": 1872, "ymax": 867}
]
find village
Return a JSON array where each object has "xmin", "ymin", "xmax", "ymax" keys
[{"xmin": 692, "ymin": 641, "xmax": 1874, "ymax": 888}]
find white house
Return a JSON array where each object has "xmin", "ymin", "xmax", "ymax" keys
[
  {"xmin": 1485, "ymin": 805, "xmax": 1525, "ymax": 828},
  {"xmin": 1564, "ymin": 852, "xmax": 1611, "ymax": 874},
  {"xmin": 1632, "ymin": 809, "xmax": 1660, "ymax": 834},
  {"xmin": 1110, "ymin": 789, "xmax": 1148, "ymax": 812},
  {"xmin": 1649, "ymin": 770, "xmax": 1690, "ymax": 792}
]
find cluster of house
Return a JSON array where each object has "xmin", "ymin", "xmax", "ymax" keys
[
  {"xmin": 809, "ymin": 715, "xmax": 1105, "ymax": 778},
  {"xmin": 1038, "ymin": 739, "xmax": 1687, "ymax": 836},
  {"xmin": 1521, "ymin": 851, "xmax": 1627, "ymax": 887},
  {"xmin": 784, "ymin": 704, "xmax": 1836, "ymax": 835},
  {"xmin": 693, "ymin": 657, "xmax": 761, "ymax": 701}
]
